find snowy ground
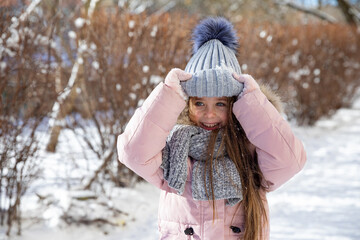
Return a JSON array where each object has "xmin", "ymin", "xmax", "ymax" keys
[
  {"xmin": 268, "ymin": 104, "xmax": 360, "ymax": 240},
  {"xmin": 1, "ymin": 99, "xmax": 360, "ymax": 240}
]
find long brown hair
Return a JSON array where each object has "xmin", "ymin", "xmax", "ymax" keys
[{"xmin": 179, "ymin": 96, "xmax": 268, "ymax": 240}]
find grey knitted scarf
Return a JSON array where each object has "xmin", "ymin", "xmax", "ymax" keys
[{"xmin": 161, "ymin": 125, "xmax": 243, "ymax": 206}]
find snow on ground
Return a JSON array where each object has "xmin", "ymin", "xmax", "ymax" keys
[
  {"xmin": 1, "ymin": 99, "xmax": 360, "ymax": 240},
  {"xmin": 268, "ymin": 106, "xmax": 360, "ymax": 240}
]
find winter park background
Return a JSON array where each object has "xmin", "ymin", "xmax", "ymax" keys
[{"xmin": 1, "ymin": 0, "xmax": 360, "ymax": 240}]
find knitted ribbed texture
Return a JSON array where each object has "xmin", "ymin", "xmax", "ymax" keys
[
  {"xmin": 161, "ymin": 125, "xmax": 243, "ymax": 206},
  {"xmin": 185, "ymin": 40, "xmax": 241, "ymax": 73},
  {"xmin": 181, "ymin": 36, "xmax": 244, "ymax": 97},
  {"xmin": 181, "ymin": 67, "xmax": 243, "ymax": 98}
]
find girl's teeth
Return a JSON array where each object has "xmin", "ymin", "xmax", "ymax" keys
[{"xmin": 203, "ymin": 123, "xmax": 217, "ymax": 127}]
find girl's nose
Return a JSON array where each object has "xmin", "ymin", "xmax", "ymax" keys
[{"xmin": 205, "ymin": 107, "xmax": 216, "ymax": 118}]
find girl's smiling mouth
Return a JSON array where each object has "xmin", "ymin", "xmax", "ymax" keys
[{"xmin": 200, "ymin": 122, "xmax": 221, "ymax": 130}]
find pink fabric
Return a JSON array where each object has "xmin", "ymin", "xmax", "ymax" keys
[
  {"xmin": 117, "ymin": 83, "xmax": 306, "ymax": 240},
  {"xmin": 164, "ymin": 68, "xmax": 192, "ymax": 100},
  {"xmin": 232, "ymin": 73, "xmax": 260, "ymax": 99}
]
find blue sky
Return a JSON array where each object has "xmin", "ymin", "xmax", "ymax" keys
[
  {"xmin": 296, "ymin": 0, "xmax": 359, "ymax": 7},
  {"xmin": 295, "ymin": 0, "xmax": 337, "ymax": 7}
]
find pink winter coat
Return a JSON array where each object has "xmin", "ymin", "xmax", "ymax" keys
[{"xmin": 117, "ymin": 82, "xmax": 306, "ymax": 240}]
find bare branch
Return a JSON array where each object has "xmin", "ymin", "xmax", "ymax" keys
[
  {"xmin": 83, "ymin": 142, "xmax": 115, "ymax": 190},
  {"xmin": 337, "ymin": 0, "xmax": 360, "ymax": 25},
  {"xmin": 46, "ymin": 0, "xmax": 101, "ymax": 152},
  {"xmin": 276, "ymin": 0, "xmax": 338, "ymax": 23}
]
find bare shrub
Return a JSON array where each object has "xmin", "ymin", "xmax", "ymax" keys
[
  {"xmin": 63, "ymin": 11, "xmax": 195, "ymax": 189},
  {"xmin": 0, "ymin": 6, "xmax": 58, "ymax": 235},
  {"xmin": 236, "ymin": 22, "xmax": 360, "ymax": 125}
]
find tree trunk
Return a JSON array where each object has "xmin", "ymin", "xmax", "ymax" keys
[{"xmin": 45, "ymin": 72, "xmax": 80, "ymax": 152}]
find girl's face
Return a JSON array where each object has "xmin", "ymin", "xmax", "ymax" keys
[{"xmin": 189, "ymin": 97, "xmax": 229, "ymax": 131}]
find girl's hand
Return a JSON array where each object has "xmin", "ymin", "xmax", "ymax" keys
[
  {"xmin": 164, "ymin": 68, "xmax": 192, "ymax": 100},
  {"xmin": 232, "ymin": 73, "xmax": 260, "ymax": 98}
]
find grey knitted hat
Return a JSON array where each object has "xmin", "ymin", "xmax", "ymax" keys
[{"xmin": 181, "ymin": 17, "xmax": 243, "ymax": 98}]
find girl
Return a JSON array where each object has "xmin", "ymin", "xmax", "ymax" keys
[{"xmin": 117, "ymin": 17, "xmax": 306, "ymax": 240}]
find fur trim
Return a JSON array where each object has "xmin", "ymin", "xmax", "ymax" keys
[{"xmin": 259, "ymin": 84, "xmax": 283, "ymax": 113}]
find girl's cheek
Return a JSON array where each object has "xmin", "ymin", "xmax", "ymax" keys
[
  {"xmin": 218, "ymin": 107, "xmax": 229, "ymax": 114},
  {"xmin": 189, "ymin": 110, "xmax": 199, "ymax": 123}
]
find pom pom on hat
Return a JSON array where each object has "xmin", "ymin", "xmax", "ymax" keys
[
  {"xmin": 192, "ymin": 17, "xmax": 238, "ymax": 54},
  {"xmin": 182, "ymin": 17, "xmax": 243, "ymax": 98}
]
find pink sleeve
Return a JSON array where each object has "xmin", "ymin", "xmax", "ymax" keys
[
  {"xmin": 117, "ymin": 82, "xmax": 186, "ymax": 189},
  {"xmin": 233, "ymin": 89, "xmax": 306, "ymax": 191}
]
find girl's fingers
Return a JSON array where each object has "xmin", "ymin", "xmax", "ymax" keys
[
  {"xmin": 233, "ymin": 73, "xmax": 255, "ymax": 83},
  {"xmin": 232, "ymin": 72, "xmax": 244, "ymax": 82},
  {"xmin": 175, "ymin": 69, "xmax": 192, "ymax": 81}
]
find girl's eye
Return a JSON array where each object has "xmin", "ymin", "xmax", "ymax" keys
[
  {"xmin": 216, "ymin": 102, "xmax": 226, "ymax": 107},
  {"xmin": 194, "ymin": 102, "xmax": 204, "ymax": 106}
]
